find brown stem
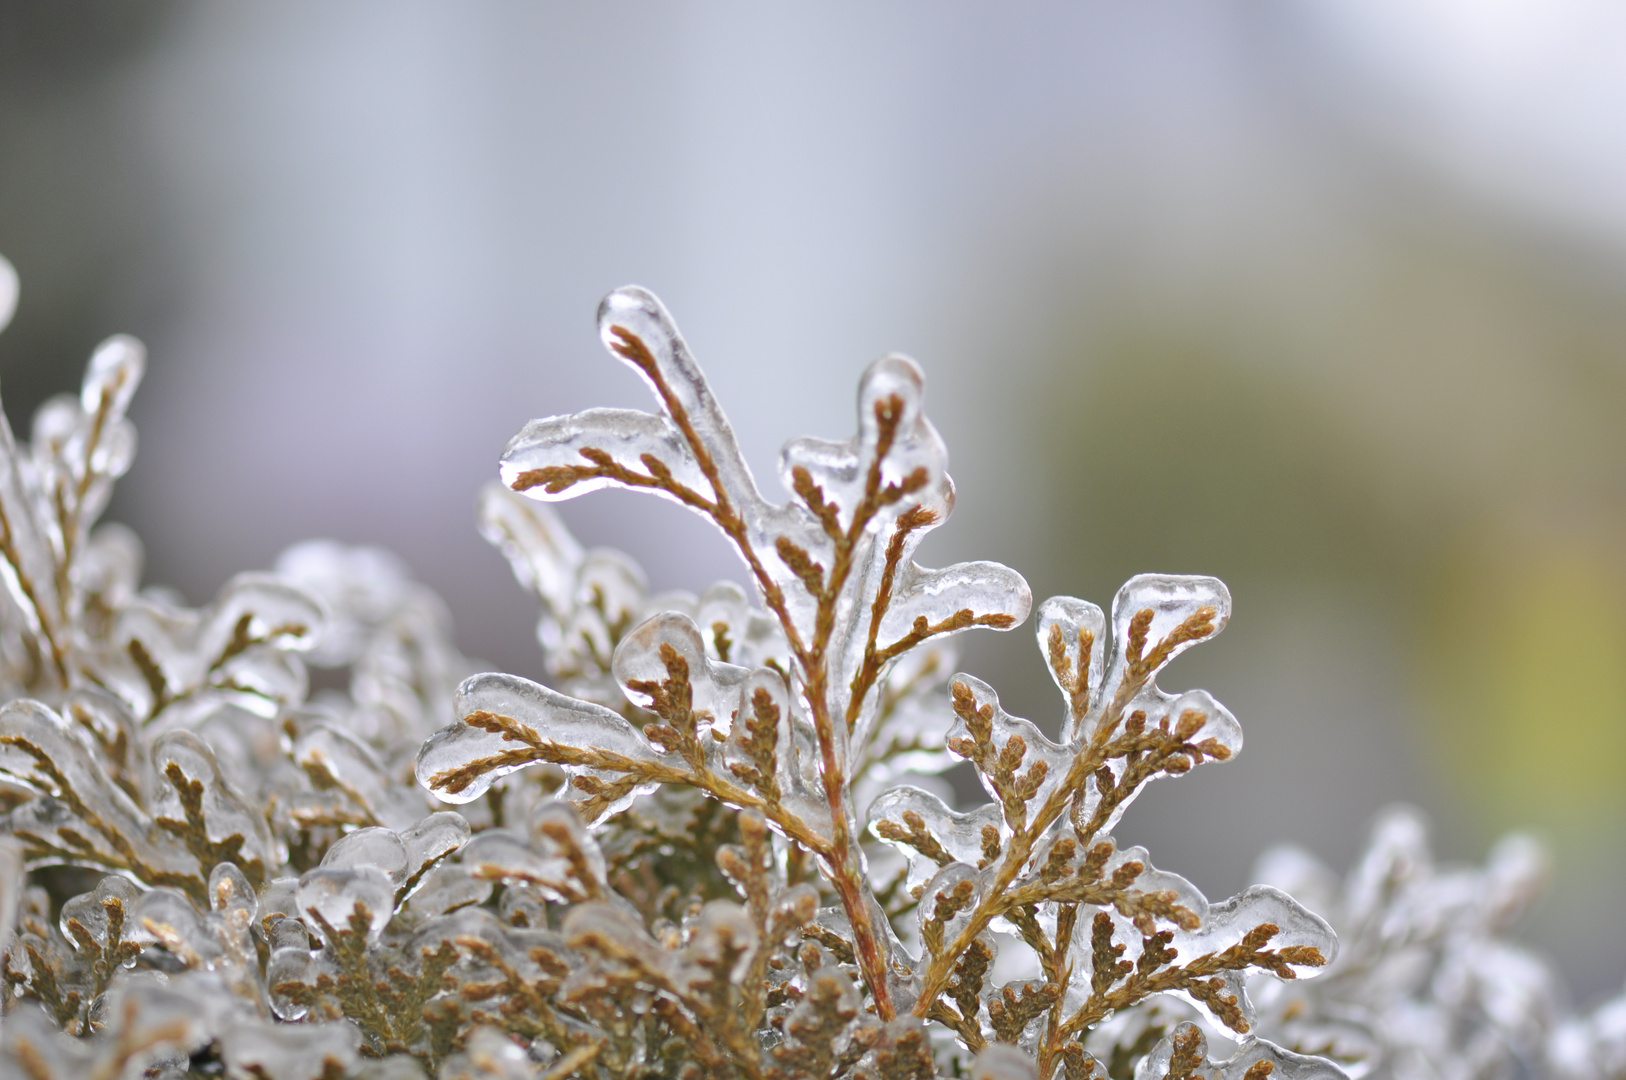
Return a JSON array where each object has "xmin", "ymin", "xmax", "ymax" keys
[{"xmin": 606, "ymin": 327, "xmax": 902, "ymax": 1017}]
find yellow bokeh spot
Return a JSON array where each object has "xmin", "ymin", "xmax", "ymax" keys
[{"xmin": 1422, "ymin": 538, "xmax": 1626, "ymax": 837}]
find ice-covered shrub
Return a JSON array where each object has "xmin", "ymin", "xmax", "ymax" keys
[{"xmin": 0, "ymin": 251, "xmax": 1611, "ymax": 1080}]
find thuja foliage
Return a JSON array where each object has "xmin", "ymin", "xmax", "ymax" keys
[{"xmin": 0, "ymin": 256, "xmax": 1617, "ymax": 1080}]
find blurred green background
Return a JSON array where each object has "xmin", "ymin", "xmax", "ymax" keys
[{"xmin": 4, "ymin": 0, "xmax": 1626, "ymax": 1001}]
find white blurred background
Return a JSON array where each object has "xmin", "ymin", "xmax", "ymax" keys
[{"xmin": 5, "ymin": 0, "xmax": 1626, "ymax": 1000}]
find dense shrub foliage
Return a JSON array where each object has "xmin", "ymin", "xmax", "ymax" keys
[{"xmin": 0, "ymin": 257, "xmax": 1616, "ymax": 1080}]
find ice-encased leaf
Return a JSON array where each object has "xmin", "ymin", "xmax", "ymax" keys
[
  {"xmin": 1342, "ymin": 804, "xmax": 1431, "ymax": 930},
  {"xmin": 504, "ymin": 406, "xmax": 712, "ymax": 505},
  {"xmin": 1091, "ymin": 576, "xmax": 1230, "ymax": 726},
  {"xmin": 150, "ymin": 728, "xmax": 277, "ymax": 882},
  {"xmin": 59, "ymin": 874, "xmax": 140, "ymax": 952},
  {"xmin": 126, "ymin": 887, "xmax": 222, "ymax": 967},
  {"xmin": 460, "ymin": 829, "xmax": 587, "ymax": 902},
  {"xmin": 559, "ymin": 900, "xmax": 681, "ymax": 981},
  {"xmin": 1252, "ymin": 846, "xmax": 1341, "ymax": 924},
  {"xmin": 917, "ymin": 861, "xmax": 985, "ymax": 946},
  {"xmin": 267, "ymin": 945, "xmax": 318, "ymax": 1021},
  {"xmin": 274, "ymin": 539, "xmax": 415, "ymax": 667},
  {"xmin": 80, "ymin": 333, "xmax": 146, "ymax": 424},
  {"xmin": 780, "ymin": 354, "xmax": 951, "ymax": 526},
  {"xmin": 400, "ymin": 810, "xmax": 471, "ymax": 881},
  {"xmin": 680, "ymin": 899, "xmax": 760, "ymax": 984},
  {"xmin": 611, "ymin": 611, "xmax": 752, "ymax": 739},
  {"xmin": 0, "ymin": 835, "xmax": 22, "ymax": 945},
  {"xmin": 871, "ymin": 559, "xmax": 1031, "ymax": 661},
  {"xmin": 497, "ymin": 287, "xmax": 1028, "ymax": 744},
  {"xmin": 867, "ymin": 785, "xmax": 1004, "ymax": 890},
  {"xmin": 418, "ymin": 670, "xmax": 669, "ymax": 805},
  {"xmin": 1078, "ymin": 688, "xmax": 1243, "ymax": 840},
  {"xmin": 1109, "ymin": 576, "xmax": 1231, "ymax": 677},
  {"xmin": 0, "ymin": 1004, "xmax": 96, "ymax": 1078},
  {"xmin": 460, "ymin": 803, "xmax": 607, "ymax": 904},
  {"xmin": 945, "ymin": 674, "xmax": 1072, "ymax": 829},
  {"xmin": 0, "ymin": 397, "xmax": 66, "ymax": 672},
  {"xmin": 1037, "ymin": 596, "xmax": 1107, "ymax": 735},
  {"xmin": 400, "ymin": 861, "xmax": 491, "ymax": 920},
  {"xmin": 696, "ymin": 578, "xmax": 788, "ymax": 670},
  {"xmin": 97, "ymin": 971, "xmax": 229, "ymax": 1073},
  {"xmin": 1175, "ymin": 885, "xmax": 1338, "ymax": 978},
  {"xmin": 0, "ymin": 698, "xmax": 199, "ymax": 883},
  {"xmin": 105, "ymin": 572, "xmax": 323, "ymax": 724},
  {"xmin": 209, "ymin": 861, "xmax": 257, "ymax": 925},
  {"xmin": 297, "ymin": 866, "xmax": 394, "ymax": 945},
  {"xmin": 293, "ymin": 721, "xmax": 425, "ymax": 830}
]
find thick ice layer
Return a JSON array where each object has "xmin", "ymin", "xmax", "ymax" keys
[{"xmin": 297, "ymin": 866, "xmax": 395, "ymax": 945}]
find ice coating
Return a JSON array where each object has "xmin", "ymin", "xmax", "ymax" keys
[
  {"xmin": 718, "ymin": 665, "xmax": 797, "ymax": 788},
  {"xmin": 917, "ymin": 862, "xmax": 986, "ymax": 945},
  {"xmin": 59, "ymin": 874, "xmax": 141, "ymax": 951},
  {"xmin": 527, "ymin": 800, "xmax": 609, "ymax": 891},
  {"xmin": 417, "ymin": 670, "xmax": 668, "ymax": 806},
  {"xmin": 400, "ymin": 860, "xmax": 491, "ymax": 920},
  {"xmin": 400, "ymin": 811, "xmax": 472, "ymax": 882},
  {"xmin": 0, "ymin": 399, "xmax": 66, "ymax": 660},
  {"xmin": 321, "ymin": 826, "xmax": 409, "ymax": 881},
  {"xmin": 267, "ymin": 945, "xmax": 318, "ymax": 1021},
  {"xmin": 696, "ymin": 579, "xmax": 788, "ymax": 670},
  {"xmin": 1175, "ymin": 885, "xmax": 1338, "ymax": 977},
  {"xmin": 1219, "ymin": 1040, "xmax": 1354, "ymax": 1080},
  {"xmin": 294, "ymin": 721, "xmax": 424, "ymax": 830},
  {"xmin": 0, "ymin": 270, "xmax": 1387, "ymax": 1076},
  {"xmin": 945, "ymin": 674, "xmax": 1073, "ymax": 826},
  {"xmin": 867, "ymin": 785, "xmax": 1004, "ymax": 889},
  {"xmin": 1107, "ymin": 575, "xmax": 1232, "ymax": 688},
  {"xmin": 489, "ymin": 284, "xmax": 1029, "ymax": 735},
  {"xmin": 297, "ymin": 866, "xmax": 395, "ymax": 945},
  {"xmin": 0, "ymin": 323, "xmax": 150, "ymax": 699},
  {"xmin": 1090, "ymin": 689, "xmax": 1243, "ymax": 840},
  {"xmin": 611, "ymin": 611, "xmax": 752, "ymax": 737},
  {"xmin": 461, "ymin": 827, "xmax": 594, "ymax": 903},
  {"xmin": 97, "ymin": 572, "xmax": 322, "ymax": 731},
  {"xmin": 81, "ymin": 334, "xmax": 147, "ymax": 421},
  {"xmin": 100, "ymin": 972, "xmax": 228, "ymax": 1071},
  {"xmin": 274, "ymin": 540, "xmax": 417, "ymax": 667},
  {"xmin": 0, "ymin": 698, "xmax": 199, "ymax": 883},
  {"xmin": 209, "ymin": 861, "xmax": 257, "ymax": 921},
  {"xmin": 594, "ymin": 286, "xmax": 758, "ymax": 504},
  {"xmin": 1037, "ymin": 596, "xmax": 1107, "ymax": 732},
  {"xmin": 150, "ymin": 729, "xmax": 278, "ymax": 880},
  {"xmin": 851, "ymin": 637, "xmax": 958, "ymax": 792},
  {"xmin": 126, "ymin": 887, "xmax": 222, "ymax": 967},
  {"xmin": 560, "ymin": 895, "xmax": 763, "ymax": 1004}
]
